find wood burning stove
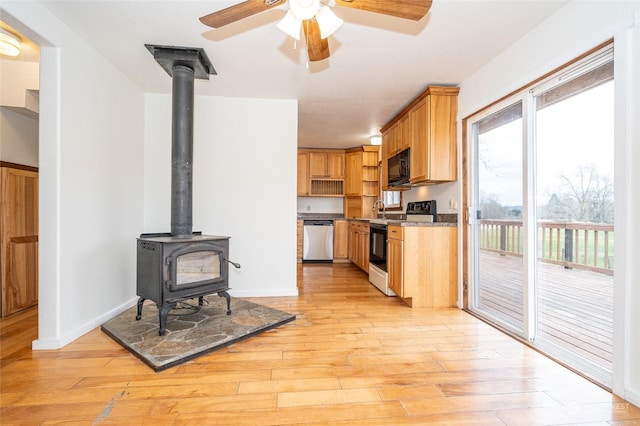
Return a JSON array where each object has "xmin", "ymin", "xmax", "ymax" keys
[
  {"xmin": 136, "ymin": 45, "xmax": 240, "ymax": 335},
  {"xmin": 136, "ymin": 233, "xmax": 233, "ymax": 336}
]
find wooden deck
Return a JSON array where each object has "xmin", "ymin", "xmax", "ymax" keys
[{"xmin": 476, "ymin": 251, "xmax": 613, "ymax": 371}]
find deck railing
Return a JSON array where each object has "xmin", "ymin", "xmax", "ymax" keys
[{"xmin": 479, "ymin": 219, "xmax": 614, "ymax": 275}]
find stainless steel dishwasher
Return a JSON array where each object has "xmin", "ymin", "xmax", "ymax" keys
[{"xmin": 302, "ymin": 220, "xmax": 334, "ymax": 262}]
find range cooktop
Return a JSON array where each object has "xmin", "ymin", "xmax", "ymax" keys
[{"xmin": 406, "ymin": 200, "xmax": 437, "ymax": 222}]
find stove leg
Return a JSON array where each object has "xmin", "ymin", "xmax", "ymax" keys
[
  {"xmin": 159, "ymin": 302, "xmax": 176, "ymax": 336},
  {"xmin": 136, "ymin": 297, "xmax": 146, "ymax": 320},
  {"xmin": 218, "ymin": 291, "xmax": 231, "ymax": 315},
  {"xmin": 198, "ymin": 296, "xmax": 204, "ymax": 306}
]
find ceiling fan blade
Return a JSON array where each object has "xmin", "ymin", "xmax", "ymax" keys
[
  {"xmin": 334, "ymin": 0, "xmax": 432, "ymax": 21},
  {"xmin": 303, "ymin": 18, "xmax": 330, "ymax": 62},
  {"xmin": 199, "ymin": 0, "xmax": 285, "ymax": 28}
]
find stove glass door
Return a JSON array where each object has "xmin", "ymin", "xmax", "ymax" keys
[{"xmin": 175, "ymin": 251, "xmax": 221, "ymax": 288}]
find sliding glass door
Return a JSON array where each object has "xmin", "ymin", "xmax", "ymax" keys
[
  {"xmin": 471, "ymin": 101, "xmax": 526, "ymax": 335},
  {"xmin": 468, "ymin": 45, "xmax": 614, "ymax": 385},
  {"xmin": 532, "ymin": 56, "xmax": 614, "ymax": 382}
]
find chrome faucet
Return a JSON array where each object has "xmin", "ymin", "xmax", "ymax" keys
[{"xmin": 372, "ymin": 199, "xmax": 386, "ymax": 219}]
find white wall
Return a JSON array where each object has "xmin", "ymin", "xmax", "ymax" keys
[
  {"xmin": 144, "ymin": 94, "xmax": 298, "ymax": 297},
  {"xmin": 0, "ymin": 59, "xmax": 39, "ymax": 107},
  {"xmin": 297, "ymin": 197, "xmax": 344, "ymax": 214},
  {"xmin": 456, "ymin": 0, "xmax": 640, "ymax": 405},
  {"xmin": 403, "ymin": 182, "xmax": 459, "ymax": 215},
  {"xmin": 1, "ymin": 2, "xmax": 146, "ymax": 348},
  {"xmin": 0, "ymin": 59, "xmax": 39, "ymax": 166},
  {"xmin": 0, "ymin": 108, "xmax": 38, "ymax": 167}
]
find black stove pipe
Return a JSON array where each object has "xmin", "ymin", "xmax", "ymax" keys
[
  {"xmin": 170, "ymin": 64, "xmax": 195, "ymax": 237},
  {"xmin": 145, "ymin": 45, "xmax": 216, "ymax": 237}
]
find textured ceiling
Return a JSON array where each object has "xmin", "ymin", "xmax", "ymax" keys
[{"xmin": 17, "ymin": 1, "xmax": 568, "ymax": 148}]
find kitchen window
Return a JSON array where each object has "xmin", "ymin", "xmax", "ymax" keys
[{"xmin": 382, "ymin": 190, "xmax": 402, "ymax": 210}]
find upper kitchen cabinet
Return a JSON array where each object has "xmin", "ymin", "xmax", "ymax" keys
[
  {"xmin": 309, "ymin": 150, "xmax": 344, "ymax": 179},
  {"xmin": 410, "ymin": 86, "xmax": 459, "ymax": 184},
  {"xmin": 380, "ymin": 85, "xmax": 459, "ymax": 187},
  {"xmin": 344, "ymin": 146, "xmax": 379, "ymax": 218},
  {"xmin": 297, "ymin": 151, "xmax": 310, "ymax": 196},
  {"xmin": 298, "ymin": 149, "xmax": 345, "ymax": 197},
  {"xmin": 381, "ymin": 121, "xmax": 398, "ymax": 158}
]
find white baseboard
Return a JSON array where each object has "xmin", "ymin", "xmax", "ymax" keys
[
  {"xmin": 623, "ymin": 387, "xmax": 640, "ymax": 408},
  {"xmin": 32, "ymin": 296, "xmax": 139, "ymax": 350}
]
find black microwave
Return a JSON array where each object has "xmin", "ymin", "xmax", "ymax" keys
[{"xmin": 388, "ymin": 148, "xmax": 410, "ymax": 186}]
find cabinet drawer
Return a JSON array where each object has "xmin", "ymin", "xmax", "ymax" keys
[
  {"xmin": 349, "ymin": 220, "xmax": 370, "ymax": 232},
  {"xmin": 388, "ymin": 225, "xmax": 403, "ymax": 240}
]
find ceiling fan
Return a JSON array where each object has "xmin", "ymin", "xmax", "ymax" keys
[{"xmin": 199, "ymin": 0, "xmax": 432, "ymax": 62}]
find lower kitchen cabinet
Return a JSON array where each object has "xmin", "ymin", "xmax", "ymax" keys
[
  {"xmin": 348, "ymin": 220, "xmax": 369, "ymax": 272},
  {"xmin": 387, "ymin": 226, "xmax": 404, "ymax": 296},
  {"xmin": 388, "ymin": 224, "xmax": 457, "ymax": 308},
  {"xmin": 333, "ymin": 220, "xmax": 349, "ymax": 261},
  {"xmin": 297, "ymin": 219, "xmax": 303, "ymax": 263}
]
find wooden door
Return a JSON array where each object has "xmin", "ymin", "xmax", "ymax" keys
[{"xmin": 1, "ymin": 166, "xmax": 38, "ymax": 316}]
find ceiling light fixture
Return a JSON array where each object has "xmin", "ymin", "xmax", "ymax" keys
[
  {"xmin": 370, "ymin": 135, "xmax": 382, "ymax": 146},
  {"xmin": 0, "ymin": 29, "xmax": 21, "ymax": 57},
  {"xmin": 277, "ymin": 0, "xmax": 343, "ymax": 41}
]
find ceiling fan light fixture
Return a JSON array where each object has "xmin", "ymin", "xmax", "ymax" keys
[
  {"xmin": 0, "ymin": 29, "xmax": 21, "ymax": 57},
  {"xmin": 277, "ymin": 9, "xmax": 302, "ymax": 40},
  {"xmin": 315, "ymin": 5, "xmax": 343, "ymax": 39},
  {"xmin": 370, "ymin": 135, "xmax": 382, "ymax": 146},
  {"xmin": 289, "ymin": 0, "xmax": 321, "ymax": 20}
]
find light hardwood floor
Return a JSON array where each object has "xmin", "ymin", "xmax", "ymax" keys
[{"xmin": 1, "ymin": 263, "xmax": 639, "ymax": 425}]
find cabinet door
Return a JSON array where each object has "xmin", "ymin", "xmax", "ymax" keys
[
  {"xmin": 344, "ymin": 196, "xmax": 363, "ymax": 219},
  {"xmin": 297, "ymin": 219, "xmax": 304, "ymax": 262},
  {"xmin": 381, "ymin": 127, "xmax": 393, "ymax": 190},
  {"xmin": 380, "ymin": 155, "xmax": 389, "ymax": 192},
  {"xmin": 387, "ymin": 121, "xmax": 400, "ymax": 155},
  {"xmin": 388, "ymin": 237, "xmax": 403, "ymax": 296},
  {"xmin": 348, "ymin": 225, "xmax": 357, "ymax": 263},
  {"xmin": 327, "ymin": 152, "xmax": 345, "ymax": 179},
  {"xmin": 428, "ymin": 94, "xmax": 457, "ymax": 181},
  {"xmin": 359, "ymin": 230, "xmax": 370, "ymax": 270},
  {"xmin": 410, "ymin": 98, "xmax": 428, "ymax": 183},
  {"xmin": 309, "ymin": 152, "xmax": 328, "ymax": 177},
  {"xmin": 344, "ymin": 152, "xmax": 362, "ymax": 196},
  {"xmin": 333, "ymin": 220, "xmax": 349, "ymax": 260},
  {"xmin": 399, "ymin": 113, "xmax": 411, "ymax": 152},
  {"xmin": 297, "ymin": 151, "xmax": 309, "ymax": 195},
  {"xmin": 410, "ymin": 93, "xmax": 457, "ymax": 184},
  {"xmin": 1, "ymin": 167, "xmax": 38, "ymax": 316}
]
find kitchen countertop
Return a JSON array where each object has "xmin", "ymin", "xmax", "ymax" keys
[
  {"xmin": 297, "ymin": 213, "xmax": 458, "ymax": 227},
  {"xmin": 297, "ymin": 213, "xmax": 345, "ymax": 220},
  {"xmin": 356, "ymin": 218, "xmax": 457, "ymax": 227}
]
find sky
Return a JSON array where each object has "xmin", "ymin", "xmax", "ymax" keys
[{"xmin": 477, "ymin": 80, "xmax": 614, "ymax": 208}]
